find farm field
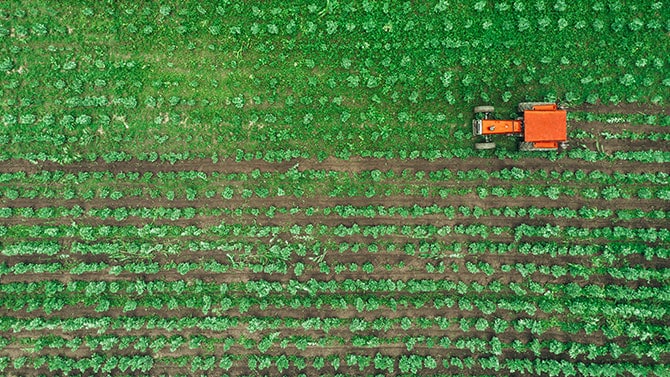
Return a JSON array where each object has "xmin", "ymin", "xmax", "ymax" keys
[{"xmin": 0, "ymin": 1, "xmax": 669, "ymax": 376}]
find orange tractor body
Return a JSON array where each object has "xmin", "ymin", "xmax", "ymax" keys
[{"xmin": 472, "ymin": 102, "xmax": 568, "ymax": 151}]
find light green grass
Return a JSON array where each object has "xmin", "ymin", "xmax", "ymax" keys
[{"xmin": 0, "ymin": 0, "xmax": 667, "ymax": 158}]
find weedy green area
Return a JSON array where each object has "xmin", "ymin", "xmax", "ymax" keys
[{"xmin": 0, "ymin": 1, "xmax": 668, "ymax": 376}]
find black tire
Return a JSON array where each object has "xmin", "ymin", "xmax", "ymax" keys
[
  {"xmin": 474, "ymin": 142, "xmax": 496, "ymax": 150},
  {"xmin": 474, "ymin": 105, "xmax": 495, "ymax": 113},
  {"xmin": 518, "ymin": 102, "xmax": 554, "ymax": 112},
  {"xmin": 518, "ymin": 142, "xmax": 534, "ymax": 151}
]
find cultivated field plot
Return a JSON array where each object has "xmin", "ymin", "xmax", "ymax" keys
[{"xmin": 1, "ymin": 1, "xmax": 669, "ymax": 376}]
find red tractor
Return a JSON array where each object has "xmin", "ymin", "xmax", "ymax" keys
[{"xmin": 472, "ymin": 102, "xmax": 568, "ymax": 151}]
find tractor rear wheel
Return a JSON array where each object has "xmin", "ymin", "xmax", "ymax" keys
[
  {"xmin": 474, "ymin": 105, "xmax": 495, "ymax": 113},
  {"xmin": 518, "ymin": 142, "xmax": 534, "ymax": 151},
  {"xmin": 474, "ymin": 142, "xmax": 496, "ymax": 150},
  {"xmin": 517, "ymin": 102, "xmax": 554, "ymax": 112}
]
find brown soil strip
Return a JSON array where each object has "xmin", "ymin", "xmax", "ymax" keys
[
  {"xmin": 0, "ymin": 155, "xmax": 666, "ymax": 176},
  {"xmin": 571, "ymin": 121, "xmax": 666, "ymax": 136},
  {"xmin": 577, "ymin": 138, "xmax": 670, "ymax": 153},
  {"xmin": 572, "ymin": 102, "xmax": 670, "ymax": 115}
]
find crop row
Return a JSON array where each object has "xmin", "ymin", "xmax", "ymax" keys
[
  {"xmin": 3, "ymin": 239, "xmax": 665, "ymax": 281},
  {"xmin": 3, "ymin": 249, "xmax": 667, "ymax": 284},
  {"xmin": 2, "ymin": 221, "xmax": 667, "ymax": 244},
  {"xmin": 1, "ymin": 242, "xmax": 666, "ymax": 288},
  {"xmin": 2, "ymin": 144, "xmax": 670, "ymax": 165},
  {"xmin": 4, "ymin": 237, "xmax": 665, "ymax": 263},
  {"xmin": 569, "ymin": 129, "xmax": 670, "ymax": 142},
  {"xmin": 2, "ymin": 166, "xmax": 668, "ymax": 186},
  {"xmin": 3, "ymin": 278, "xmax": 668, "ymax": 305},
  {"xmin": 2, "ymin": 309, "xmax": 665, "ymax": 341},
  {"xmin": 4, "ymin": 235, "xmax": 664, "ymax": 260},
  {"xmin": 4, "ymin": 332, "xmax": 667, "ymax": 364},
  {"xmin": 3, "ymin": 180, "xmax": 668, "ymax": 202},
  {"xmin": 1, "ymin": 352, "xmax": 666, "ymax": 376},
  {"xmin": 1, "ymin": 204, "xmax": 666, "ymax": 223},
  {"xmin": 2, "ymin": 283, "xmax": 667, "ymax": 325}
]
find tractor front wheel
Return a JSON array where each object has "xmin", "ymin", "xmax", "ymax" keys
[
  {"xmin": 474, "ymin": 105, "xmax": 495, "ymax": 114},
  {"xmin": 474, "ymin": 142, "xmax": 496, "ymax": 150}
]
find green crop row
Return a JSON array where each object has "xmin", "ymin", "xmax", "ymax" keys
[
  {"xmin": 0, "ymin": 352, "xmax": 666, "ymax": 376},
  {"xmin": 3, "ymin": 144, "xmax": 670, "ymax": 165},
  {"xmin": 2, "ymin": 167, "xmax": 666, "ymax": 185},
  {"xmin": 2, "ymin": 312, "xmax": 664, "ymax": 343},
  {"xmin": 1, "ymin": 204, "xmax": 665, "ymax": 223},
  {"xmin": 2, "ymin": 221, "xmax": 668, "ymax": 244},
  {"xmin": 2, "ymin": 180, "xmax": 667, "ymax": 202},
  {"xmin": 3, "ymin": 246, "xmax": 667, "ymax": 285},
  {"xmin": 3, "ymin": 278, "xmax": 668, "ymax": 305},
  {"xmin": 5, "ymin": 332, "xmax": 667, "ymax": 365},
  {"xmin": 2, "ymin": 277, "xmax": 668, "ymax": 323}
]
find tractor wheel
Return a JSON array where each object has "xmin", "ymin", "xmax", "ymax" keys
[
  {"xmin": 518, "ymin": 142, "xmax": 534, "ymax": 151},
  {"xmin": 517, "ymin": 102, "xmax": 555, "ymax": 112},
  {"xmin": 474, "ymin": 105, "xmax": 495, "ymax": 114},
  {"xmin": 474, "ymin": 142, "xmax": 496, "ymax": 150}
]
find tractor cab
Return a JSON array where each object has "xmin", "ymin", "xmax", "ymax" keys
[{"xmin": 472, "ymin": 102, "xmax": 568, "ymax": 151}]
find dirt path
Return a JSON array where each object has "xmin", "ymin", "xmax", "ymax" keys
[
  {"xmin": 579, "ymin": 138, "xmax": 670, "ymax": 153},
  {"xmin": 572, "ymin": 102, "xmax": 670, "ymax": 115},
  {"xmin": 571, "ymin": 120, "xmax": 667, "ymax": 135}
]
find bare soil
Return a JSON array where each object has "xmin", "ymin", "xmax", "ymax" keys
[
  {"xmin": 572, "ymin": 102, "xmax": 670, "ymax": 115},
  {"xmin": 571, "ymin": 120, "xmax": 670, "ymax": 153},
  {"xmin": 0, "ymin": 154, "xmax": 667, "ymax": 176},
  {"xmin": 572, "ymin": 120, "xmax": 665, "ymax": 135}
]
